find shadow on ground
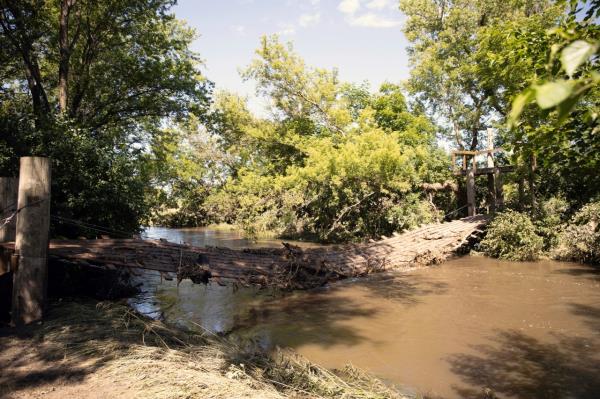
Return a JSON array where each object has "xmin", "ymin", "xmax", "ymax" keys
[
  {"xmin": 0, "ymin": 300, "xmax": 212, "ymax": 397},
  {"xmin": 0, "ymin": 304, "xmax": 111, "ymax": 396}
]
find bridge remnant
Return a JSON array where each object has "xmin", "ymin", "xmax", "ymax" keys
[
  {"xmin": 452, "ymin": 129, "xmax": 514, "ymax": 216},
  {"xmin": 0, "ymin": 215, "xmax": 487, "ymax": 291}
]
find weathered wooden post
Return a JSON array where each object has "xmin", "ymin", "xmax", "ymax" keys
[
  {"xmin": 494, "ymin": 167, "xmax": 504, "ymax": 210},
  {"xmin": 486, "ymin": 129, "xmax": 497, "ymax": 213},
  {"xmin": 467, "ymin": 169, "xmax": 476, "ymax": 216},
  {"xmin": 0, "ymin": 177, "xmax": 18, "ymax": 244},
  {"xmin": 0, "ymin": 177, "xmax": 18, "ymax": 277},
  {"xmin": 11, "ymin": 157, "xmax": 51, "ymax": 325}
]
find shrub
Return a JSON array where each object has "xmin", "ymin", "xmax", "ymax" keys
[
  {"xmin": 534, "ymin": 196, "xmax": 569, "ymax": 250},
  {"xmin": 556, "ymin": 200, "xmax": 600, "ymax": 264},
  {"xmin": 480, "ymin": 210, "xmax": 543, "ymax": 261}
]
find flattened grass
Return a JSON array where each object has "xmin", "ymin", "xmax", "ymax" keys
[{"xmin": 32, "ymin": 300, "xmax": 410, "ymax": 399}]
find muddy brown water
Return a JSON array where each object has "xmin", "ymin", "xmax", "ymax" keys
[{"xmin": 138, "ymin": 227, "xmax": 600, "ymax": 399}]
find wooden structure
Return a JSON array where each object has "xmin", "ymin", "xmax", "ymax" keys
[
  {"xmin": 0, "ymin": 216, "xmax": 487, "ymax": 290},
  {"xmin": 1, "ymin": 157, "xmax": 52, "ymax": 326},
  {"xmin": 0, "ymin": 177, "xmax": 18, "ymax": 275},
  {"xmin": 451, "ymin": 130, "xmax": 513, "ymax": 216},
  {"xmin": 10, "ymin": 157, "xmax": 51, "ymax": 325}
]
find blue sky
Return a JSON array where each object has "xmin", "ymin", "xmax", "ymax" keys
[{"xmin": 174, "ymin": 0, "xmax": 410, "ymax": 112}]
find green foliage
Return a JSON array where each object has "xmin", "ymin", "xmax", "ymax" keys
[
  {"xmin": 556, "ymin": 200, "xmax": 600, "ymax": 264},
  {"xmin": 205, "ymin": 170, "xmax": 300, "ymax": 238},
  {"xmin": 287, "ymin": 128, "xmax": 443, "ymax": 242},
  {"xmin": 534, "ymin": 196, "xmax": 569, "ymax": 250},
  {"xmin": 203, "ymin": 36, "xmax": 449, "ymax": 242},
  {"xmin": 371, "ymin": 83, "xmax": 436, "ymax": 146},
  {"xmin": 401, "ymin": 0, "xmax": 599, "ymax": 209},
  {"xmin": 494, "ymin": 1, "xmax": 600, "ymax": 206},
  {"xmin": 480, "ymin": 210, "xmax": 544, "ymax": 261},
  {"xmin": 509, "ymin": 1, "xmax": 600, "ymax": 125},
  {"xmin": 400, "ymin": 0, "xmax": 556, "ymax": 150},
  {"xmin": 0, "ymin": 0, "xmax": 211, "ymax": 236},
  {"xmin": 482, "ymin": 199, "xmax": 599, "ymax": 265},
  {"xmin": 207, "ymin": 128, "xmax": 445, "ymax": 242},
  {"xmin": 241, "ymin": 35, "xmax": 349, "ymax": 134}
]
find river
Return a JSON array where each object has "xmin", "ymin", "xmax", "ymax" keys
[{"xmin": 137, "ymin": 226, "xmax": 600, "ymax": 399}]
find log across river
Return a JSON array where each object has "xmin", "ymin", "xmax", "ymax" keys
[{"xmin": 2, "ymin": 216, "xmax": 487, "ymax": 289}]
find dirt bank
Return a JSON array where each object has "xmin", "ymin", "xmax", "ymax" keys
[{"xmin": 0, "ymin": 301, "xmax": 408, "ymax": 399}]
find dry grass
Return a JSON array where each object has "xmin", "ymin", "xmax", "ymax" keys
[{"xmin": 12, "ymin": 301, "xmax": 411, "ymax": 399}]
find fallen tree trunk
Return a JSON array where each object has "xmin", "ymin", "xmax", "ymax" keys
[{"xmin": 0, "ymin": 216, "xmax": 488, "ymax": 290}]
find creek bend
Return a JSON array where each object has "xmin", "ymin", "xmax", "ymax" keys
[{"xmin": 135, "ymin": 227, "xmax": 600, "ymax": 399}]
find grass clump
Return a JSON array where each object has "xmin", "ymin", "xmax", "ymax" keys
[
  {"xmin": 480, "ymin": 210, "xmax": 543, "ymax": 261},
  {"xmin": 231, "ymin": 346, "xmax": 407, "ymax": 399}
]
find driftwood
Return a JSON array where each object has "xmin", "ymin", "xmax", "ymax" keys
[{"xmin": 0, "ymin": 216, "xmax": 488, "ymax": 290}]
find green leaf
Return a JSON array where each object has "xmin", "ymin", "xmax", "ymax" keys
[
  {"xmin": 508, "ymin": 89, "xmax": 535, "ymax": 127},
  {"xmin": 534, "ymin": 81, "xmax": 575, "ymax": 109},
  {"xmin": 560, "ymin": 40, "xmax": 598, "ymax": 77},
  {"xmin": 556, "ymin": 94, "xmax": 581, "ymax": 124}
]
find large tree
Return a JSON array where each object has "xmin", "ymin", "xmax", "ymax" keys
[
  {"xmin": 399, "ymin": 0, "xmax": 556, "ymax": 150},
  {"xmin": 205, "ymin": 36, "xmax": 450, "ymax": 242},
  {"xmin": 0, "ymin": 0, "xmax": 212, "ymax": 235}
]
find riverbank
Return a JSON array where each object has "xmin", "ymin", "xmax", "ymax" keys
[{"xmin": 0, "ymin": 300, "xmax": 409, "ymax": 399}]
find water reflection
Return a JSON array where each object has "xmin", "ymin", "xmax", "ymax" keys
[
  {"xmin": 142, "ymin": 226, "xmax": 320, "ymax": 249},
  {"xmin": 136, "ymin": 227, "xmax": 600, "ymax": 399}
]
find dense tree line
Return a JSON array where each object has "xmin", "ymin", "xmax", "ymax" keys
[{"xmin": 1, "ymin": 0, "xmax": 597, "ymax": 248}]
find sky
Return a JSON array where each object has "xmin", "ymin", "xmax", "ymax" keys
[{"xmin": 173, "ymin": 0, "xmax": 411, "ymax": 113}]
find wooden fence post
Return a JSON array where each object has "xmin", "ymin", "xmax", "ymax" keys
[
  {"xmin": 11, "ymin": 157, "xmax": 51, "ymax": 325},
  {"xmin": 467, "ymin": 169, "xmax": 476, "ymax": 217},
  {"xmin": 0, "ymin": 177, "xmax": 18, "ymax": 243},
  {"xmin": 494, "ymin": 167, "xmax": 504, "ymax": 211},
  {"xmin": 0, "ymin": 178, "xmax": 18, "ymax": 276}
]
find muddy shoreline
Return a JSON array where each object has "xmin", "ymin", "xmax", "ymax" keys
[{"xmin": 0, "ymin": 300, "xmax": 411, "ymax": 399}]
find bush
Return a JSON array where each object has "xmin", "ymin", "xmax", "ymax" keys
[
  {"xmin": 556, "ymin": 200, "xmax": 600, "ymax": 264},
  {"xmin": 480, "ymin": 210, "xmax": 543, "ymax": 261},
  {"xmin": 206, "ymin": 128, "xmax": 447, "ymax": 243},
  {"xmin": 534, "ymin": 196, "xmax": 569, "ymax": 250}
]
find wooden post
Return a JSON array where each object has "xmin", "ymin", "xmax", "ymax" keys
[
  {"xmin": 451, "ymin": 152, "xmax": 456, "ymax": 174},
  {"xmin": 467, "ymin": 169, "xmax": 476, "ymax": 216},
  {"xmin": 487, "ymin": 174, "xmax": 496, "ymax": 213},
  {"xmin": 11, "ymin": 157, "xmax": 51, "ymax": 325},
  {"xmin": 486, "ymin": 128, "xmax": 496, "ymax": 213},
  {"xmin": 0, "ymin": 177, "xmax": 18, "ymax": 243},
  {"xmin": 0, "ymin": 177, "xmax": 18, "ymax": 276},
  {"xmin": 494, "ymin": 167, "xmax": 504, "ymax": 211},
  {"xmin": 486, "ymin": 128, "xmax": 495, "ymax": 168},
  {"xmin": 529, "ymin": 153, "xmax": 537, "ymax": 211}
]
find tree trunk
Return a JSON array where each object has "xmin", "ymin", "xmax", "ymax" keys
[
  {"xmin": 59, "ymin": 0, "xmax": 75, "ymax": 113},
  {"xmin": 529, "ymin": 153, "xmax": 537, "ymax": 212}
]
